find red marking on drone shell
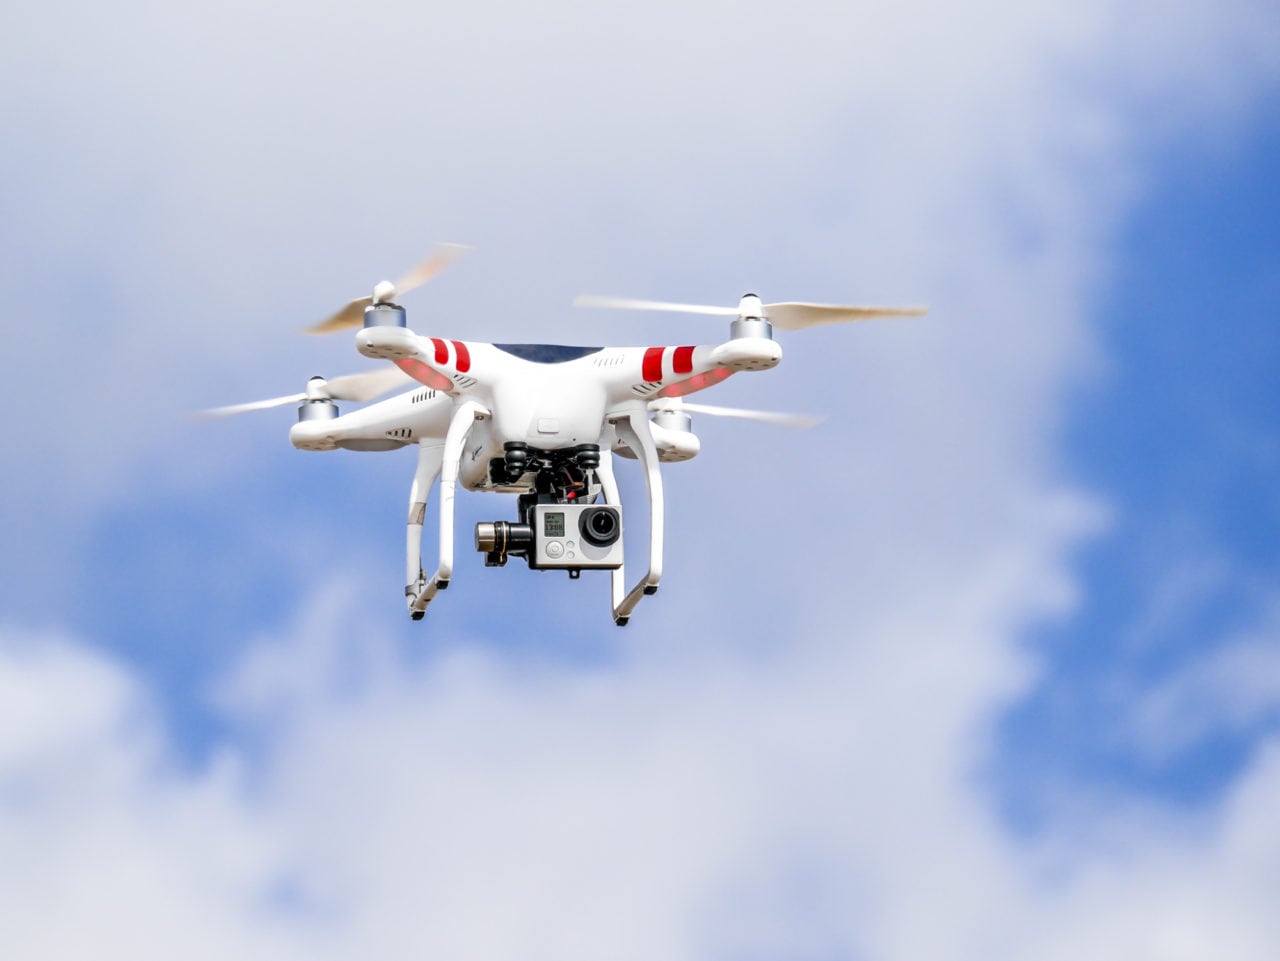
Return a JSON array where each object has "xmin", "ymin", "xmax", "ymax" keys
[
  {"xmin": 431, "ymin": 338, "xmax": 449, "ymax": 365},
  {"xmin": 673, "ymin": 345, "xmax": 695, "ymax": 374},
  {"xmin": 451, "ymin": 340, "xmax": 471, "ymax": 373},
  {"xmin": 396, "ymin": 358, "xmax": 453, "ymax": 391},
  {"xmin": 642, "ymin": 347, "xmax": 665, "ymax": 382},
  {"xmin": 658, "ymin": 367, "xmax": 734, "ymax": 398}
]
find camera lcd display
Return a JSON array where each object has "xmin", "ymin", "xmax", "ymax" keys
[{"xmin": 544, "ymin": 512, "xmax": 566, "ymax": 537}]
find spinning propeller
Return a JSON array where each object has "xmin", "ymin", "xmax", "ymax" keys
[
  {"xmin": 307, "ymin": 242, "xmax": 471, "ymax": 335},
  {"xmin": 648, "ymin": 397, "xmax": 820, "ymax": 429},
  {"xmin": 574, "ymin": 292, "xmax": 927, "ymax": 329},
  {"xmin": 196, "ymin": 366, "xmax": 414, "ymax": 419}
]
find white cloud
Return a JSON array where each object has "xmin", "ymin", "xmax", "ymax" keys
[
  {"xmin": 0, "ymin": 628, "xmax": 300, "ymax": 960},
  {"xmin": 1124, "ymin": 596, "xmax": 1280, "ymax": 761},
  {"xmin": 1010, "ymin": 741, "xmax": 1280, "ymax": 961},
  {"xmin": 2, "ymin": 0, "xmax": 1279, "ymax": 958},
  {"xmin": 5, "ymin": 592, "xmax": 1280, "ymax": 960}
]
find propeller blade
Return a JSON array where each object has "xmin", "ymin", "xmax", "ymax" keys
[
  {"xmin": 195, "ymin": 366, "xmax": 414, "ymax": 420},
  {"xmin": 308, "ymin": 295, "xmax": 373, "ymax": 335},
  {"xmin": 650, "ymin": 398, "xmax": 821, "ymax": 429},
  {"xmin": 306, "ymin": 243, "xmax": 471, "ymax": 335},
  {"xmin": 676, "ymin": 401, "xmax": 822, "ymax": 429},
  {"xmin": 574, "ymin": 294, "xmax": 927, "ymax": 329},
  {"xmin": 762, "ymin": 302, "xmax": 928, "ymax": 330},
  {"xmin": 393, "ymin": 242, "xmax": 471, "ymax": 296},
  {"xmin": 573, "ymin": 295, "xmax": 737, "ymax": 317},
  {"xmin": 195, "ymin": 392, "xmax": 307, "ymax": 420},
  {"xmin": 323, "ymin": 366, "xmax": 416, "ymax": 402}
]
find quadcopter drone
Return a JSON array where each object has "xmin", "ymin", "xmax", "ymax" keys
[{"xmin": 205, "ymin": 244, "xmax": 924, "ymax": 625}]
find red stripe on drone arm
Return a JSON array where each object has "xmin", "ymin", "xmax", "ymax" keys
[
  {"xmin": 672, "ymin": 345, "xmax": 695, "ymax": 374},
  {"xmin": 396, "ymin": 358, "xmax": 454, "ymax": 391},
  {"xmin": 451, "ymin": 340, "xmax": 471, "ymax": 373},
  {"xmin": 642, "ymin": 347, "xmax": 665, "ymax": 382},
  {"xmin": 431, "ymin": 338, "xmax": 449, "ymax": 365},
  {"xmin": 658, "ymin": 367, "xmax": 734, "ymax": 398}
]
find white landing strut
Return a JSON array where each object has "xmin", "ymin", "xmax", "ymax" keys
[
  {"xmin": 407, "ymin": 401, "xmax": 488, "ymax": 619},
  {"xmin": 604, "ymin": 408, "xmax": 664, "ymax": 626}
]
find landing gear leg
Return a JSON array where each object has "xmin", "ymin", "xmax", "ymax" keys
[
  {"xmin": 607, "ymin": 408, "xmax": 664, "ymax": 626},
  {"xmin": 594, "ymin": 450, "xmax": 626, "ymax": 619},
  {"xmin": 405, "ymin": 440, "xmax": 444, "ymax": 617},
  {"xmin": 407, "ymin": 401, "xmax": 487, "ymax": 619}
]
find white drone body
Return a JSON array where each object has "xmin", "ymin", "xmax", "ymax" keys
[{"xmin": 205, "ymin": 246, "xmax": 924, "ymax": 625}]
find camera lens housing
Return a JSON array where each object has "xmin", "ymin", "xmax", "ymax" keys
[
  {"xmin": 579, "ymin": 506, "xmax": 621, "ymax": 547},
  {"xmin": 474, "ymin": 520, "xmax": 532, "ymax": 566}
]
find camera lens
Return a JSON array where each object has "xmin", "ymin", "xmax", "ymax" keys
[{"xmin": 579, "ymin": 507, "xmax": 620, "ymax": 547}]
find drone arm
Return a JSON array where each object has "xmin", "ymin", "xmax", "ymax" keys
[
  {"xmin": 608, "ymin": 408, "xmax": 664, "ymax": 626},
  {"xmin": 357, "ymin": 326, "xmax": 473, "ymax": 393},
  {"xmin": 408, "ymin": 400, "xmax": 488, "ymax": 618},
  {"xmin": 607, "ymin": 340, "xmax": 781, "ymax": 406}
]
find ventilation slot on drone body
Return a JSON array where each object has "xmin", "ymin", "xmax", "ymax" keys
[
  {"xmin": 412, "ymin": 390, "xmax": 437, "ymax": 404},
  {"xmin": 453, "ymin": 375, "xmax": 478, "ymax": 389}
]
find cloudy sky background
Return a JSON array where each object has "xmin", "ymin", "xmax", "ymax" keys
[{"xmin": 3, "ymin": 1, "xmax": 1279, "ymax": 957}]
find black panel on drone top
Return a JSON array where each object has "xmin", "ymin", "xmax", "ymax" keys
[{"xmin": 494, "ymin": 344, "xmax": 603, "ymax": 363}]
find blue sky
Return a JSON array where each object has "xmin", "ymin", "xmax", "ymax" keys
[
  {"xmin": 3, "ymin": 2, "xmax": 1280, "ymax": 958},
  {"xmin": 1000, "ymin": 106, "xmax": 1280, "ymax": 823}
]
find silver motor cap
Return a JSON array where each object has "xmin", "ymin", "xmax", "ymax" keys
[
  {"xmin": 364, "ymin": 303, "xmax": 408, "ymax": 329},
  {"xmin": 298, "ymin": 399, "xmax": 339, "ymax": 422}
]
